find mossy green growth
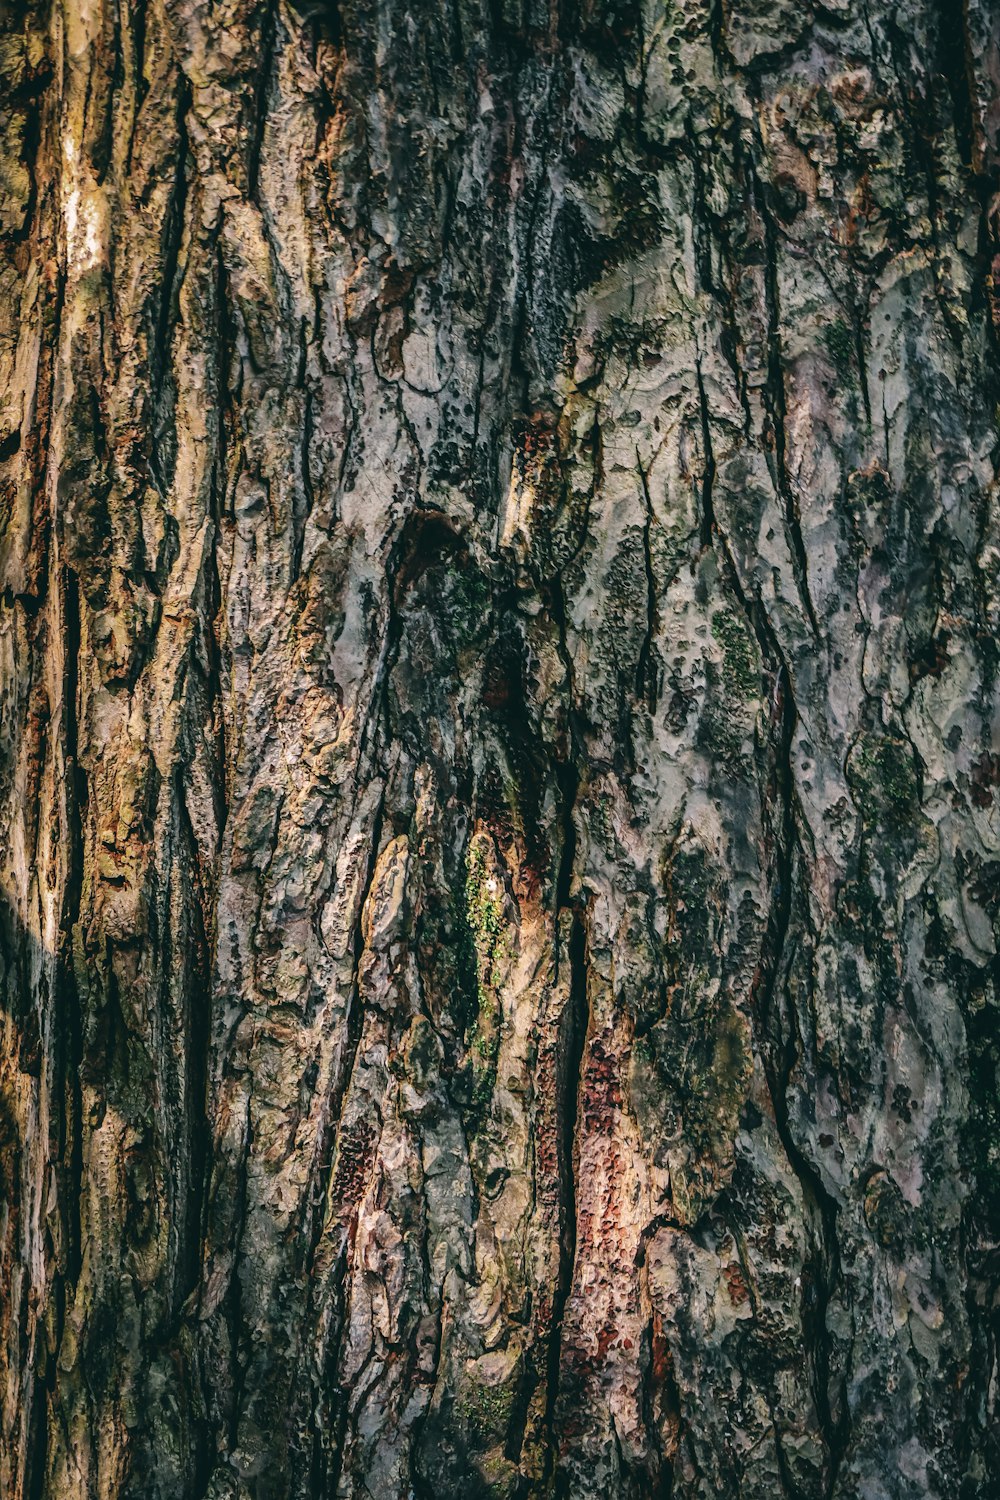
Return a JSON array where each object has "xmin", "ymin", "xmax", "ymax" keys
[
  {"xmin": 699, "ymin": 611, "xmax": 758, "ymax": 759},
  {"xmin": 465, "ymin": 836, "xmax": 507, "ymax": 996},
  {"xmin": 848, "ymin": 733, "xmax": 920, "ymax": 825},
  {"xmin": 469, "ymin": 994, "xmax": 499, "ymax": 1116},
  {"xmin": 823, "ymin": 317, "xmax": 855, "ymax": 373},
  {"xmin": 456, "ymin": 1376, "xmax": 516, "ymax": 1435},
  {"xmin": 462, "ymin": 834, "xmax": 511, "ymax": 1121},
  {"xmin": 710, "ymin": 610, "xmax": 760, "ymax": 702},
  {"xmin": 698, "ymin": 704, "xmax": 749, "ymax": 763},
  {"xmin": 633, "ymin": 1031, "xmax": 655, "ymax": 1066},
  {"xmin": 447, "ymin": 565, "xmax": 492, "ymax": 645}
]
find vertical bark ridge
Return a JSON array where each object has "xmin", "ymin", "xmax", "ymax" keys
[{"xmin": 1, "ymin": 0, "xmax": 999, "ymax": 1496}]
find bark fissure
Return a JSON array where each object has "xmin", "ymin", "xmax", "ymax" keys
[
  {"xmin": 635, "ymin": 451, "xmax": 661, "ymax": 712},
  {"xmin": 747, "ymin": 132, "xmax": 822, "ymax": 642},
  {"xmin": 2, "ymin": 2, "xmax": 999, "ymax": 1495},
  {"xmin": 546, "ymin": 778, "xmax": 587, "ymax": 1466},
  {"xmin": 58, "ymin": 563, "xmax": 86, "ymax": 1290}
]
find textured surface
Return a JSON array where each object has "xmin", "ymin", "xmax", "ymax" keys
[{"xmin": 1, "ymin": 0, "xmax": 999, "ymax": 1495}]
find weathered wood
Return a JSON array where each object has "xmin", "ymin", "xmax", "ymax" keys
[{"xmin": 1, "ymin": 0, "xmax": 998, "ymax": 1495}]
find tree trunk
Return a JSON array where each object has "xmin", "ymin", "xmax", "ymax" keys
[{"xmin": 1, "ymin": 0, "xmax": 999, "ymax": 1495}]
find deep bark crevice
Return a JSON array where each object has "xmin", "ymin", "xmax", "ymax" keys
[{"xmin": 3, "ymin": 2, "xmax": 998, "ymax": 1495}]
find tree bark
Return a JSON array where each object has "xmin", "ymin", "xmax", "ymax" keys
[{"xmin": 1, "ymin": 0, "xmax": 999, "ymax": 1495}]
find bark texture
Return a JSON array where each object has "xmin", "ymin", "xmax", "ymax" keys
[{"xmin": 2, "ymin": 0, "xmax": 1000, "ymax": 1496}]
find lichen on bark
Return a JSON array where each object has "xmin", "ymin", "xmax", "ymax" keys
[{"xmin": 1, "ymin": 0, "xmax": 999, "ymax": 1497}]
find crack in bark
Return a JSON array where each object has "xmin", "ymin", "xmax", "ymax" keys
[
  {"xmin": 172, "ymin": 763, "xmax": 214, "ymax": 1309},
  {"xmin": 699, "ymin": 366, "xmax": 851, "ymax": 1496},
  {"xmin": 149, "ymin": 77, "xmax": 190, "ymax": 492},
  {"xmin": 4, "ymin": 3, "xmax": 998, "ymax": 1493},
  {"xmin": 57, "ymin": 564, "xmax": 85, "ymax": 1291},
  {"xmin": 247, "ymin": 0, "xmax": 279, "ymax": 204},
  {"xmin": 743, "ymin": 125, "xmax": 822, "ymax": 641},
  {"xmin": 753, "ymin": 712, "xmax": 851, "ymax": 1499},
  {"xmin": 542, "ymin": 570, "xmax": 589, "ymax": 1488},
  {"xmin": 635, "ymin": 449, "xmax": 661, "ymax": 712}
]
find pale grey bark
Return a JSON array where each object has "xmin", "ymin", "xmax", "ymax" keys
[{"xmin": 0, "ymin": 1, "xmax": 998, "ymax": 1497}]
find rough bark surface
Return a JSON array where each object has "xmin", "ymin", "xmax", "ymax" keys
[{"xmin": 1, "ymin": 0, "xmax": 999, "ymax": 1496}]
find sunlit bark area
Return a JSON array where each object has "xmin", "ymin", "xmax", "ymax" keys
[{"xmin": 1, "ymin": 0, "xmax": 999, "ymax": 1495}]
